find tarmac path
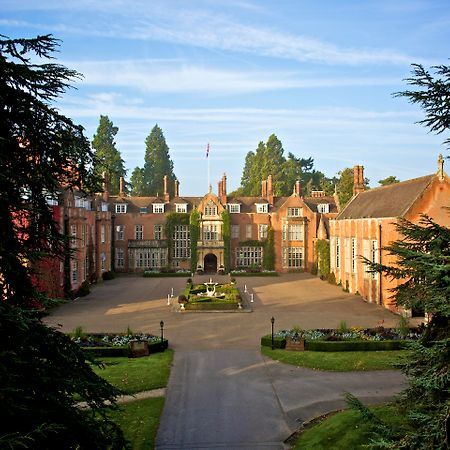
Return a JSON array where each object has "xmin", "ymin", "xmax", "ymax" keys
[{"xmin": 46, "ymin": 273, "xmax": 409, "ymax": 449}]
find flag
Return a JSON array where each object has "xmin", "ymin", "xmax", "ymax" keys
[{"xmin": 206, "ymin": 143, "xmax": 210, "ymax": 158}]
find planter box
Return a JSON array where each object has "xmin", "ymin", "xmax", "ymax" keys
[{"xmin": 286, "ymin": 336, "xmax": 305, "ymax": 351}]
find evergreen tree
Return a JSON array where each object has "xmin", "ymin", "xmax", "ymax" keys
[
  {"xmin": 283, "ymin": 152, "xmax": 303, "ymax": 194},
  {"xmin": 378, "ymin": 175, "xmax": 400, "ymax": 186},
  {"xmin": 337, "ymin": 167, "xmax": 354, "ymax": 206},
  {"xmin": 0, "ymin": 35, "xmax": 126, "ymax": 448},
  {"xmin": 92, "ymin": 115, "xmax": 126, "ymax": 195},
  {"xmin": 263, "ymin": 134, "xmax": 286, "ymax": 195},
  {"xmin": 365, "ymin": 216, "xmax": 450, "ymax": 448},
  {"xmin": 130, "ymin": 166, "xmax": 145, "ymax": 196},
  {"xmin": 142, "ymin": 124, "xmax": 176, "ymax": 196},
  {"xmin": 239, "ymin": 150, "xmax": 257, "ymax": 195}
]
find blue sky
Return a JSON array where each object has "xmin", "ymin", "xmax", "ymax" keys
[{"xmin": 2, "ymin": 0, "xmax": 449, "ymax": 195}]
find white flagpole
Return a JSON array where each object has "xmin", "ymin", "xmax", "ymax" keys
[{"xmin": 207, "ymin": 142, "xmax": 211, "ymax": 192}]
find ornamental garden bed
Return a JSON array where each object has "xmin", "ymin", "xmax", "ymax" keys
[
  {"xmin": 143, "ymin": 270, "xmax": 191, "ymax": 278},
  {"xmin": 230, "ymin": 269, "xmax": 278, "ymax": 277},
  {"xmin": 261, "ymin": 326, "xmax": 421, "ymax": 351},
  {"xmin": 72, "ymin": 333, "xmax": 168, "ymax": 357},
  {"xmin": 179, "ymin": 281, "xmax": 243, "ymax": 311}
]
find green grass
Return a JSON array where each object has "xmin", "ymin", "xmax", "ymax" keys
[
  {"xmin": 261, "ymin": 346, "xmax": 410, "ymax": 371},
  {"xmin": 107, "ymin": 397, "xmax": 165, "ymax": 450},
  {"xmin": 293, "ymin": 404, "xmax": 410, "ymax": 449},
  {"xmin": 92, "ymin": 349, "xmax": 173, "ymax": 394}
]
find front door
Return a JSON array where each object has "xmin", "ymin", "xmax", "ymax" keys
[{"xmin": 204, "ymin": 253, "xmax": 217, "ymax": 273}]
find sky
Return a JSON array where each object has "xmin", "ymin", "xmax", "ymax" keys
[{"xmin": 2, "ymin": 0, "xmax": 449, "ymax": 196}]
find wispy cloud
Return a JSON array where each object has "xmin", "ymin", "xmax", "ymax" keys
[{"xmin": 66, "ymin": 59, "xmax": 400, "ymax": 94}]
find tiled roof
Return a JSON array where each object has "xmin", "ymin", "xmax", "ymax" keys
[{"xmin": 336, "ymin": 174, "xmax": 435, "ymax": 219}]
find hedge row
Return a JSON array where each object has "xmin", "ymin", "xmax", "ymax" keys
[
  {"xmin": 82, "ymin": 339, "xmax": 169, "ymax": 357},
  {"xmin": 230, "ymin": 272, "xmax": 278, "ymax": 277},
  {"xmin": 143, "ymin": 272, "xmax": 190, "ymax": 278},
  {"xmin": 184, "ymin": 303, "xmax": 240, "ymax": 311},
  {"xmin": 260, "ymin": 335, "xmax": 408, "ymax": 351}
]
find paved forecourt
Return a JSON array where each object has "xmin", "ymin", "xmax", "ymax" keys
[{"xmin": 46, "ymin": 273, "xmax": 408, "ymax": 449}]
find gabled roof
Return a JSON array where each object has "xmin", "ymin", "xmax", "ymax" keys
[
  {"xmin": 304, "ymin": 196, "xmax": 339, "ymax": 214},
  {"xmin": 336, "ymin": 174, "xmax": 435, "ymax": 220}
]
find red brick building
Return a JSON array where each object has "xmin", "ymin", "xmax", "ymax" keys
[{"xmin": 329, "ymin": 156, "xmax": 450, "ymax": 313}]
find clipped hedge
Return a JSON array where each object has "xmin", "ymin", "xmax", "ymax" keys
[
  {"xmin": 261, "ymin": 335, "xmax": 286, "ymax": 349},
  {"xmin": 230, "ymin": 271, "xmax": 278, "ymax": 277},
  {"xmin": 306, "ymin": 340, "xmax": 408, "ymax": 352},
  {"xmin": 143, "ymin": 272, "xmax": 190, "ymax": 278},
  {"xmin": 82, "ymin": 339, "xmax": 169, "ymax": 357},
  {"xmin": 184, "ymin": 303, "xmax": 240, "ymax": 311},
  {"xmin": 260, "ymin": 336, "xmax": 409, "ymax": 351}
]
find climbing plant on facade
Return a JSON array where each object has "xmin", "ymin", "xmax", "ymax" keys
[
  {"xmin": 263, "ymin": 227, "xmax": 275, "ymax": 270},
  {"xmin": 315, "ymin": 239, "xmax": 330, "ymax": 278},
  {"xmin": 221, "ymin": 209, "xmax": 231, "ymax": 272},
  {"xmin": 189, "ymin": 209, "xmax": 200, "ymax": 272},
  {"xmin": 164, "ymin": 213, "xmax": 189, "ymax": 266}
]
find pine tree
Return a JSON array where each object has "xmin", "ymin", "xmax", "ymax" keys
[
  {"xmin": 378, "ymin": 175, "xmax": 400, "ymax": 186},
  {"xmin": 142, "ymin": 124, "xmax": 176, "ymax": 196},
  {"xmin": 337, "ymin": 167, "xmax": 354, "ymax": 206},
  {"xmin": 92, "ymin": 115, "xmax": 126, "ymax": 195},
  {"xmin": 130, "ymin": 166, "xmax": 146, "ymax": 196},
  {"xmin": 0, "ymin": 35, "xmax": 126, "ymax": 448},
  {"xmin": 366, "ymin": 216, "xmax": 450, "ymax": 448}
]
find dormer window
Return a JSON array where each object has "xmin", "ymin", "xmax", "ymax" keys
[
  {"xmin": 287, "ymin": 207, "xmax": 302, "ymax": 217},
  {"xmin": 152, "ymin": 203, "xmax": 165, "ymax": 214},
  {"xmin": 139, "ymin": 207, "xmax": 148, "ymax": 214},
  {"xmin": 227, "ymin": 203, "xmax": 241, "ymax": 213},
  {"xmin": 176, "ymin": 203, "xmax": 187, "ymax": 213},
  {"xmin": 255, "ymin": 203, "xmax": 268, "ymax": 214},
  {"xmin": 317, "ymin": 203, "xmax": 330, "ymax": 214},
  {"xmin": 204, "ymin": 201, "xmax": 217, "ymax": 216},
  {"xmin": 115, "ymin": 203, "xmax": 127, "ymax": 214}
]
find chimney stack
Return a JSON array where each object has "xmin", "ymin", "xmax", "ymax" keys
[
  {"xmin": 261, "ymin": 180, "xmax": 267, "ymax": 198},
  {"xmin": 221, "ymin": 173, "xmax": 227, "ymax": 204},
  {"xmin": 295, "ymin": 180, "xmax": 301, "ymax": 196},
  {"xmin": 102, "ymin": 171, "xmax": 109, "ymax": 202},
  {"xmin": 218, "ymin": 179, "xmax": 222, "ymax": 199},
  {"xmin": 174, "ymin": 179, "xmax": 179, "ymax": 198},
  {"xmin": 267, "ymin": 175, "xmax": 274, "ymax": 204},
  {"xmin": 163, "ymin": 175, "xmax": 169, "ymax": 202},
  {"xmin": 353, "ymin": 165, "xmax": 365, "ymax": 195},
  {"xmin": 119, "ymin": 176, "xmax": 125, "ymax": 197}
]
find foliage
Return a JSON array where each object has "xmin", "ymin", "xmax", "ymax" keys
[
  {"xmin": 364, "ymin": 215, "xmax": 450, "ymax": 448},
  {"xmin": 189, "ymin": 209, "xmax": 200, "ymax": 272},
  {"xmin": 378, "ymin": 175, "xmax": 400, "ymax": 186},
  {"xmin": 221, "ymin": 209, "xmax": 231, "ymax": 272},
  {"xmin": 102, "ymin": 270, "xmax": 115, "ymax": 280},
  {"xmin": 142, "ymin": 124, "xmax": 176, "ymax": 196},
  {"xmin": 0, "ymin": 35, "xmax": 126, "ymax": 448},
  {"xmin": 315, "ymin": 239, "xmax": 330, "ymax": 277},
  {"xmin": 92, "ymin": 115, "xmax": 126, "ymax": 195},
  {"xmin": 263, "ymin": 227, "xmax": 275, "ymax": 270},
  {"xmin": 337, "ymin": 167, "xmax": 370, "ymax": 207},
  {"xmin": 394, "ymin": 63, "xmax": 450, "ymax": 152},
  {"xmin": 130, "ymin": 167, "xmax": 146, "ymax": 196}
]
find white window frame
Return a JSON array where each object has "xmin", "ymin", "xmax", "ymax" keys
[
  {"xmin": 175, "ymin": 203, "xmax": 187, "ymax": 213},
  {"xmin": 227, "ymin": 204, "xmax": 241, "ymax": 214},
  {"xmin": 204, "ymin": 201, "xmax": 217, "ymax": 217},
  {"xmin": 336, "ymin": 237, "xmax": 340, "ymax": 269},
  {"xmin": 172, "ymin": 225, "xmax": 190, "ymax": 258},
  {"xmin": 101, "ymin": 224, "xmax": 106, "ymax": 243},
  {"xmin": 152, "ymin": 203, "xmax": 164, "ymax": 214},
  {"xmin": 116, "ymin": 225, "xmax": 124, "ymax": 241},
  {"xmin": 287, "ymin": 207, "xmax": 302, "ymax": 217},
  {"xmin": 115, "ymin": 203, "xmax": 127, "ymax": 214},
  {"xmin": 245, "ymin": 224, "xmax": 252, "ymax": 239},
  {"xmin": 259, "ymin": 224, "xmax": 268, "ymax": 240},
  {"xmin": 135, "ymin": 225, "xmax": 143, "ymax": 240},
  {"xmin": 351, "ymin": 238, "xmax": 357, "ymax": 273},
  {"xmin": 236, "ymin": 246, "xmax": 263, "ymax": 267},
  {"xmin": 317, "ymin": 203, "xmax": 330, "ymax": 214},
  {"xmin": 288, "ymin": 224, "xmax": 303, "ymax": 241},
  {"xmin": 255, "ymin": 203, "xmax": 268, "ymax": 214},
  {"xmin": 115, "ymin": 247, "xmax": 124, "ymax": 268},
  {"xmin": 154, "ymin": 224, "xmax": 163, "ymax": 240},
  {"xmin": 282, "ymin": 247, "xmax": 303, "ymax": 268},
  {"xmin": 231, "ymin": 224, "xmax": 240, "ymax": 239}
]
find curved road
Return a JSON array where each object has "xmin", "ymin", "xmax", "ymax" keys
[{"xmin": 47, "ymin": 273, "xmax": 408, "ymax": 449}]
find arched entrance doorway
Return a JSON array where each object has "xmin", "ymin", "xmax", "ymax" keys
[{"xmin": 204, "ymin": 253, "xmax": 217, "ymax": 273}]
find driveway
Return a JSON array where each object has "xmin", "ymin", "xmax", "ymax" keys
[{"xmin": 46, "ymin": 273, "xmax": 408, "ymax": 449}]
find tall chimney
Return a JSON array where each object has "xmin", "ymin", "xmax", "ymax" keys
[
  {"xmin": 261, "ymin": 180, "xmax": 267, "ymax": 198},
  {"xmin": 102, "ymin": 171, "xmax": 109, "ymax": 202},
  {"xmin": 174, "ymin": 179, "xmax": 179, "ymax": 198},
  {"xmin": 163, "ymin": 175, "xmax": 169, "ymax": 202},
  {"xmin": 267, "ymin": 175, "xmax": 274, "ymax": 204},
  {"xmin": 119, "ymin": 176, "xmax": 125, "ymax": 197},
  {"xmin": 221, "ymin": 173, "xmax": 227, "ymax": 204},
  {"xmin": 218, "ymin": 179, "xmax": 222, "ymax": 199},
  {"xmin": 353, "ymin": 165, "xmax": 365, "ymax": 195},
  {"xmin": 295, "ymin": 180, "xmax": 301, "ymax": 196}
]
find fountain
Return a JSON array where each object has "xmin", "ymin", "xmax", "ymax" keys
[{"xmin": 197, "ymin": 278, "xmax": 225, "ymax": 299}]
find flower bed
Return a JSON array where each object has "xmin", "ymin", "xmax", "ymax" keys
[
  {"xmin": 144, "ymin": 269, "xmax": 191, "ymax": 278},
  {"xmin": 230, "ymin": 269, "xmax": 278, "ymax": 277},
  {"xmin": 261, "ymin": 327, "xmax": 421, "ymax": 351},
  {"xmin": 180, "ymin": 282, "xmax": 243, "ymax": 310},
  {"xmin": 72, "ymin": 333, "xmax": 168, "ymax": 356}
]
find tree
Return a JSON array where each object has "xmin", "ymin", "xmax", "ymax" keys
[
  {"xmin": 395, "ymin": 63, "xmax": 450, "ymax": 152},
  {"xmin": 142, "ymin": 124, "xmax": 176, "ymax": 196},
  {"xmin": 364, "ymin": 216, "xmax": 450, "ymax": 448},
  {"xmin": 130, "ymin": 166, "xmax": 146, "ymax": 196},
  {"xmin": 337, "ymin": 168, "xmax": 354, "ymax": 207},
  {"xmin": 378, "ymin": 175, "xmax": 400, "ymax": 186},
  {"xmin": 0, "ymin": 35, "xmax": 126, "ymax": 448},
  {"xmin": 92, "ymin": 115, "xmax": 126, "ymax": 195}
]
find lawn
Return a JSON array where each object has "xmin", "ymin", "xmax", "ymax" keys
[
  {"xmin": 107, "ymin": 397, "xmax": 165, "ymax": 450},
  {"xmin": 293, "ymin": 403, "xmax": 411, "ymax": 449},
  {"xmin": 92, "ymin": 349, "xmax": 173, "ymax": 394},
  {"xmin": 261, "ymin": 346, "xmax": 410, "ymax": 371}
]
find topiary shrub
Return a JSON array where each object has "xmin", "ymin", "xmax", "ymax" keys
[
  {"xmin": 102, "ymin": 271, "xmax": 115, "ymax": 281},
  {"xmin": 75, "ymin": 281, "xmax": 90, "ymax": 297},
  {"xmin": 260, "ymin": 335, "xmax": 286, "ymax": 349}
]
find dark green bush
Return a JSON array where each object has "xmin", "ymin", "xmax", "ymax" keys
[
  {"xmin": 75, "ymin": 281, "xmax": 90, "ymax": 297},
  {"xmin": 261, "ymin": 335, "xmax": 286, "ymax": 349},
  {"xmin": 82, "ymin": 339, "xmax": 168, "ymax": 357},
  {"xmin": 143, "ymin": 271, "xmax": 188, "ymax": 278},
  {"xmin": 102, "ymin": 271, "xmax": 115, "ymax": 281},
  {"xmin": 305, "ymin": 340, "xmax": 408, "ymax": 352},
  {"xmin": 184, "ymin": 303, "xmax": 240, "ymax": 311}
]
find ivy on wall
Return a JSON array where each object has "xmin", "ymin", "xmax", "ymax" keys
[
  {"xmin": 221, "ymin": 209, "xmax": 231, "ymax": 272},
  {"xmin": 316, "ymin": 239, "xmax": 330, "ymax": 277},
  {"xmin": 189, "ymin": 209, "xmax": 200, "ymax": 272},
  {"xmin": 164, "ymin": 212, "xmax": 190, "ymax": 266},
  {"xmin": 263, "ymin": 227, "xmax": 275, "ymax": 270}
]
